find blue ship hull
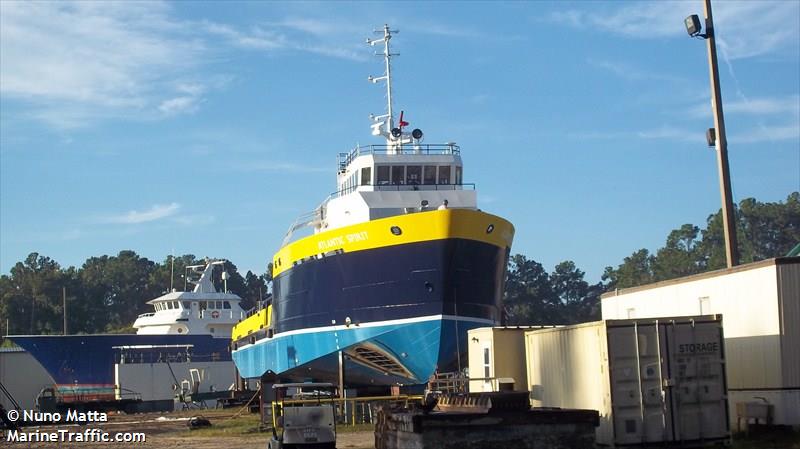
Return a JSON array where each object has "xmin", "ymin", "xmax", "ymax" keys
[
  {"xmin": 233, "ymin": 315, "xmax": 490, "ymax": 384},
  {"xmin": 10, "ymin": 334, "xmax": 231, "ymax": 399}
]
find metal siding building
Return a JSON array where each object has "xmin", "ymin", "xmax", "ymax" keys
[{"xmin": 601, "ymin": 257, "xmax": 800, "ymax": 427}]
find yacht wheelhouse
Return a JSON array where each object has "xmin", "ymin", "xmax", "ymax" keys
[{"xmin": 133, "ymin": 260, "xmax": 245, "ymax": 337}]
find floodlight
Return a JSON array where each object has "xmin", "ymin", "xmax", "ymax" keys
[
  {"xmin": 685, "ymin": 15, "xmax": 703, "ymax": 37},
  {"xmin": 706, "ymin": 128, "xmax": 716, "ymax": 147}
]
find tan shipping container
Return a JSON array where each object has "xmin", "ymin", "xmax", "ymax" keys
[
  {"xmin": 525, "ymin": 316, "xmax": 729, "ymax": 447},
  {"xmin": 467, "ymin": 326, "xmax": 550, "ymax": 393}
]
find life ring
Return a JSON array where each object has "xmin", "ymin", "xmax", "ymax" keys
[{"xmin": 211, "ymin": 310, "xmax": 220, "ymax": 319}]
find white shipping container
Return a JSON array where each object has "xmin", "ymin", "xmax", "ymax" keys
[{"xmin": 525, "ymin": 316, "xmax": 729, "ymax": 447}]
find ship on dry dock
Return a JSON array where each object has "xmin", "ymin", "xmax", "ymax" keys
[{"xmin": 232, "ymin": 25, "xmax": 515, "ymax": 386}]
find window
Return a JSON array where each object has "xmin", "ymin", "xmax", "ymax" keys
[
  {"xmin": 406, "ymin": 166, "xmax": 421, "ymax": 185},
  {"xmin": 377, "ymin": 165, "xmax": 390, "ymax": 185},
  {"xmin": 223, "ymin": 301, "xmax": 231, "ymax": 310},
  {"xmin": 438, "ymin": 166, "xmax": 451, "ymax": 184},
  {"xmin": 199, "ymin": 301, "xmax": 207, "ymax": 311},
  {"xmin": 483, "ymin": 347, "xmax": 491, "ymax": 378},
  {"xmin": 216, "ymin": 301, "xmax": 223, "ymax": 309},
  {"xmin": 423, "ymin": 166, "xmax": 436, "ymax": 185},
  {"xmin": 361, "ymin": 167, "xmax": 372, "ymax": 186},
  {"xmin": 166, "ymin": 302, "xmax": 173, "ymax": 310},
  {"xmin": 455, "ymin": 166, "xmax": 463, "ymax": 185},
  {"xmin": 391, "ymin": 166, "xmax": 405, "ymax": 185},
  {"xmin": 173, "ymin": 301, "xmax": 179, "ymax": 309}
]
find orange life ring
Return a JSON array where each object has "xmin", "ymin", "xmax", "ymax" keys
[{"xmin": 211, "ymin": 310, "xmax": 220, "ymax": 319}]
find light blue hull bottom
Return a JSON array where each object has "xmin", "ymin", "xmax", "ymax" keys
[{"xmin": 232, "ymin": 317, "xmax": 486, "ymax": 385}]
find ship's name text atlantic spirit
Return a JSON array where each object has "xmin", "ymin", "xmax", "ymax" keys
[{"xmin": 318, "ymin": 231, "xmax": 369, "ymax": 251}]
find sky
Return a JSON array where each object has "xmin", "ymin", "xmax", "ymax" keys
[{"xmin": 1, "ymin": 1, "xmax": 798, "ymax": 284}]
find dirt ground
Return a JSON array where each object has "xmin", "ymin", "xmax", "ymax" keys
[{"xmin": 2, "ymin": 410, "xmax": 375, "ymax": 449}]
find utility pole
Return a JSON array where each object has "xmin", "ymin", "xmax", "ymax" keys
[
  {"xmin": 703, "ymin": 0, "xmax": 739, "ymax": 267},
  {"xmin": 63, "ymin": 287, "xmax": 68, "ymax": 335}
]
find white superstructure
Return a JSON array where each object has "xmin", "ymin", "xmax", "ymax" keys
[
  {"xmin": 132, "ymin": 260, "xmax": 245, "ymax": 337},
  {"xmin": 282, "ymin": 25, "xmax": 477, "ymax": 244}
]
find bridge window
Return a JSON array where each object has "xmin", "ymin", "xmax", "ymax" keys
[
  {"xmin": 361, "ymin": 167, "xmax": 372, "ymax": 186},
  {"xmin": 423, "ymin": 166, "xmax": 436, "ymax": 185},
  {"xmin": 199, "ymin": 301, "xmax": 207, "ymax": 310},
  {"xmin": 406, "ymin": 166, "xmax": 421, "ymax": 185},
  {"xmin": 438, "ymin": 166, "xmax": 451, "ymax": 184},
  {"xmin": 391, "ymin": 166, "xmax": 404, "ymax": 185},
  {"xmin": 377, "ymin": 165, "xmax": 390, "ymax": 185},
  {"xmin": 224, "ymin": 301, "xmax": 231, "ymax": 309},
  {"xmin": 216, "ymin": 301, "xmax": 223, "ymax": 309},
  {"xmin": 456, "ymin": 166, "xmax": 462, "ymax": 185},
  {"xmin": 172, "ymin": 301, "xmax": 179, "ymax": 309}
]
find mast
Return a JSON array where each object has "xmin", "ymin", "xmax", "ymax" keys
[{"xmin": 367, "ymin": 24, "xmax": 399, "ymax": 148}]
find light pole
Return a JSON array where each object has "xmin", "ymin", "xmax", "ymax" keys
[{"xmin": 685, "ymin": 0, "xmax": 739, "ymax": 268}]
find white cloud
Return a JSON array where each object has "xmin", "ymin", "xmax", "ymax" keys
[
  {"xmin": 689, "ymin": 95, "xmax": 800, "ymax": 119},
  {"xmin": 0, "ymin": 1, "xmax": 206, "ymax": 128},
  {"xmin": 233, "ymin": 161, "xmax": 328, "ymax": 173},
  {"xmin": 731, "ymin": 122, "xmax": 800, "ymax": 144},
  {"xmin": 550, "ymin": 1, "xmax": 799, "ymax": 60},
  {"xmin": 636, "ymin": 125, "xmax": 705, "ymax": 143},
  {"xmin": 203, "ymin": 19, "xmax": 366, "ymax": 61},
  {"xmin": 568, "ymin": 126, "xmax": 705, "ymax": 144},
  {"xmin": 587, "ymin": 59, "xmax": 687, "ymax": 83},
  {"xmin": 103, "ymin": 203, "xmax": 181, "ymax": 224}
]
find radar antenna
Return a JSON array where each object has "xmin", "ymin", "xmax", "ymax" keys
[{"xmin": 367, "ymin": 24, "xmax": 399, "ymax": 148}]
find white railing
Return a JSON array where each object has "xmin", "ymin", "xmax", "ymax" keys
[{"xmin": 198, "ymin": 310, "xmax": 244, "ymax": 320}]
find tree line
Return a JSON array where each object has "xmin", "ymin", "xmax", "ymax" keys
[
  {"xmin": 502, "ymin": 193, "xmax": 798, "ymax": 325},
  {"xmin": 1, "ymin": 193, "xmax": 797, "ymax": 335},
  {"xmin": 0, "ymin": 252, "xmax": 269, "ymax": 336}
]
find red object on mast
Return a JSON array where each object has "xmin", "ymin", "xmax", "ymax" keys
[{"xmin": 399, "ymin": 110, "xmax": 409, "ymax": 129}]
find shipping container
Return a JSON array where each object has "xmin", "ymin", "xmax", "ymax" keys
[
  {"xmin": 601, "ymin": 257, "xmax": 800, "ymax": 427},
  {"xmin": 525, "ymin": 316, "xmax": 729, "ymax": 447},
  {"xmin": 467, "ymin": 326, "xmax": 551, "ymax": 393}
]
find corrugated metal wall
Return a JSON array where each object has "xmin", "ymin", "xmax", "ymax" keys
[{"xmin": 777, "ymin": 261, "xmax": 800, "ymax": 388}]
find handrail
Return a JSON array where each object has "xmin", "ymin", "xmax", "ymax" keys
[
  {"xmin": 338, "ymin": 143, "xmax": 461, "ymax": 171},
  {"xmin": 330, "ymin": 182, "xmax": 476, "ymax": 199}
]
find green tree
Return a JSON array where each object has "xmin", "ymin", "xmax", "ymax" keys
[
  {"xmin": 652, "ymin": 224, "xmax": 704, "ymax": 281},
  {"xmin": 550, "ymin": 261, "xmax": 602, "ymax": 324},
  {"xmin": 79, "ymin": 251, "xmax": 159, "ymax": 331},
  {"xmin": 503, "ymin": 254, "xmax": 558, "ymax": 325},
  {"xmin": 0, "ymin": 253, "xmax": 70, "ymax": 335},
  {"xmin": 606, "ymin": 193, "xmax": 799, "ymax": 290},
  {"xmin": 602, "ymin": 249, "xmax": 655, "ymax": 290}
]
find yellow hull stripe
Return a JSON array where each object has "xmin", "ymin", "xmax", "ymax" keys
[
  {"xmin": 232, "ymin": 305, "xmax": 271, "ymax": 342},
  {"xmin": 272, "ymin": 209, "xmax": 514, "ymax": 277}
]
